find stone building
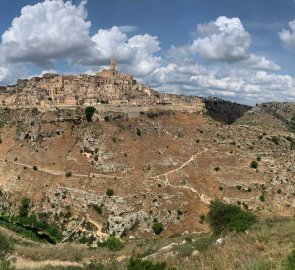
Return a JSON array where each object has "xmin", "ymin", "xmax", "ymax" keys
[{"xmin": 0, "ymin": 56, "xmax": 204, "ymax": 110}]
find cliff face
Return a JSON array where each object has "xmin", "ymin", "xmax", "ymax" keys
[
  {"xmin": 204, "ymin": 97, "xmax": 252, "ymax": 124},
  {"xmin": 236, "ymin": 102, "xmax": 295, "ymax": 131}
]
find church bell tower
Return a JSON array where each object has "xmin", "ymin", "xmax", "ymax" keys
[{"xmin": 110, "ymin": 55, "xmax": 117, "ymax": 72}]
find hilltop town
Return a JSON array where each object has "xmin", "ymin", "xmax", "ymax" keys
[{"xmin": 0, "ymin": 56, "xmax": 203, "ymax": 112}]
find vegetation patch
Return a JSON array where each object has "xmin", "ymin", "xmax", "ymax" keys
[
  {"xmin": 207, "ymin": 199, "xmax": 256, "ymax": 234},
  {"xmin": 152, "ymin": 222, "xmax": 164, "ymax": 235},
  {"xmin": 85, "ymin": 107, "xmax": 96, "ymax": 122}
]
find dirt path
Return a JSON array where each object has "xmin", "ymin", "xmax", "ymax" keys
[
  {"xmin": 0, "ymin": 159, "xmax": 125, "ymax": 179},
  {"xmin": 150, "ymin": 148, "xmax": 211, "ymax": 204},
  {"xmin": 86, "ymin": 215, "xmax": 108, "ymax": 240},
  {"xmin": 150, "ymin": 148, "xmax": 208, "ymax": 179}
]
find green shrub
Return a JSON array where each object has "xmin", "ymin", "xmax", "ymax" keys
[
  {"xmin": 256, "ymin": 156, "xmax": 261, "ymax": 161},
  {"xmin": 250, "ymin": 161, "xmax": 258, "ymax": 169},
  {"xmin": 127, "ymin": 257, "xmax": 167, "ymax": 270},
  {"xmin": 104, "ymin": 115, "xmax": 110, "ymax": 122},
  {"xmin": 259, "ymin": 194, "xmax": 265, "ymax": 202},
  {"xmin": 284, "ymin": 249, "xmax": 295, "ymax": 270},
  {"xmin": 199, "ymin": 215, "xmax": 206, "ymax": 224},
  {"xmin": 173, "ymin": 242, "xmax": 194, "ymax": 257},
  {"xmin": 193, "ymin": 236, "xmax": 213, "ymax": 252},
  {"xmin": 105, "ymin": 236, "xmax": 123, "ymax": 251},
  {"xmin": 152, "ymin": 222, "xmax": 163, "ymax": 235},
  {"xmin": 207, "ymin": 199, "xmax": 256, "ymax": 234},
  {"xmin": 106, "ymin": 189, "xmax": 114, "ymax": 197},
  {"xmin": 228, "ymin": 211, "xmax": 256, "ymax": 232},
  {"xmin": 85, "ymin": 107, "xmax": 96, "ymax": 122},
  {"xmin": 32, "ymin": 165, "xmax": 38, "ymax": 171},
  {"xmin": 19, "ymin": 197, "xmax": 30, "ymax": 217}
]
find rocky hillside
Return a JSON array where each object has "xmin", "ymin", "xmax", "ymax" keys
[
  {"xmin": 204, "ymin": 97, "xmax": 252, "ymax": 124},
  {"xmin": 0, "ymin": 105, "xmax": 295, "ymax": 255},
  {"xmin": 235, "ymin": 102, "xmax": 295, "ymax": 131}
]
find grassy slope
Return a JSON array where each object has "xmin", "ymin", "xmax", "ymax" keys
[{"xmin": 1, "ymin": 217, "xmax": 295, "ymax": 269}]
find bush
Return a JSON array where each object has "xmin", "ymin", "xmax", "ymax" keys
[
  {"xmin": 85, "ymin": 106, "xmax": 96, "ymax": 122},
  {"xmin": 259, "ymin": 194, "xmax": 265, "ymax": 202},
  {"xmin": 199, "ymin": 215, "xmax": 206, "ymax": 224},
  {"xmin": 256, "ymin": 156, "xmax": 261, "ymax": 161},
  {"xmin": 152, "ymin": 222, "xmax": 163, "ymax": 235},
  {"xmin": 65, "ymin": 171, "xmax": 72, "ymax": 177},
  {"xmin": 19, "ymin": 197, "xmax": 30, "ymax": 217},
  {"xmin": 136, "ymin": 128, "xmax": 142, "ymax": 136},
  {"xmin": 207, "ymin": 199, "xmax": 256, "ymax": 234},
  {"xmin": 105, "ymin": 236, "xmax": 123, "ymax": 251},
  {"xmin": 228, "ymin": 211, "xmax": 256, "ymax": 232},
  {"xmin": 250, "ymin": 161, "xmax": 258, "ymax": 169},
  {"xmin": 193, "ymin": 236, "xmax": 213, "ymax": 252},
  {"xmin": 127, "ymin": 257, "xmax": 167, "ymax": 270},
  {"xmin": 106, "ymin": 189, "xmax": 114, "ymax": 197},
  {"xmin": 284, "ymin": 249, "xmax": 295, "ymax": 269},
  {"xmin": 32, "ymin": 165, "xmax": 38, "ymax": 171},
  {"xmin": 0, "ymin": 232, "xmax": 14, "ymax": 270},
  {"xmin": 104, "ymin": 115, "xmax": 110, "ymax": 122}
]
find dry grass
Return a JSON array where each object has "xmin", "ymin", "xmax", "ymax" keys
[
  {"xmin": 3, "ymin": 216, "xmax": 295, "ymax": 269},
  {"xmin": 183, "ymin": 218, "xmax": 294, "ymax": 269}
]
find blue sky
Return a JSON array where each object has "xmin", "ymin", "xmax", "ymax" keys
[{"xmin": 1, "ymin": 0, "xmax": 295, "ymax": 104}]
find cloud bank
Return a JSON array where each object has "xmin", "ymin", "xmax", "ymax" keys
[{"xmin": 0, "ymin": 0, "xmax": 294, "ymax": 105}]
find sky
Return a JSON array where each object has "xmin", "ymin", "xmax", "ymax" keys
[{"xmin": 1, "ymin": 1, "xmax": 295, "ymax": 104}]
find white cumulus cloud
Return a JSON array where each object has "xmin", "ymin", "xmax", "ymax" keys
[
  {"xmin": 193, "ymin": 16, "xmax": 251, "ymax": 62},
  {"xmin": 1, "ymin": 0, "xmax": 91, "ymax": 67},
  {"xmin": 279, "ymin": 19, "xmax": 295, "ymax": 49}
]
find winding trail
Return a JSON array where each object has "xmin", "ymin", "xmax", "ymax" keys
[
  {"xmin": 86, "ymin": 215, "xmax": 108, "ymax": 239},
  {"xmin": 0, "ymin": 158, "xmax": 125, "ymax": 180},
  {"xmin": 150, "ymin": 148, "xmax": 211, "ymax": 204}
]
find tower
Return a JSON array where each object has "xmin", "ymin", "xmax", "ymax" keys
[{"xmin": 110, "ymin": 55, "xmax": 117, "ymax": 71}]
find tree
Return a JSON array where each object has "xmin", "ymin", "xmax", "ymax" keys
[
  {"xmin": 250, "ymin": 160, "xmax": 258, "ymax": 169},
  {"xmin": 19, "ymin": 197, "xmax": 30, "ymax": 217},
  {"xmin": 106, "ymin": 189, "xmax": 114, "ymax": 197},
  {"xmin": 85, "ymin": 106, "xmax": 96, "ymax": 122},
  {"xmin": 152, "ymin": 222, "xmax": 164, "ymax": 235},
  {"xmin": 207, "ymin": 199, "xmax": 256, "ymax": 234}
]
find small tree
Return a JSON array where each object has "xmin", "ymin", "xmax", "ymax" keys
[
  {"xmin": 152, "ymin": 222, "xmax": 163, "ymax": 235},
  {"xmin": 19, "ymin": 197, "xmax": 30, "ymax": 217},
  {"xmin": 207, "ymin": 199, "xmax": 256, "ymax": 234},
  {"xmin": 106, "ymin": 189, "xmax": 114, "ymax": 197},
  {"xmin": 259, "ymin": 194, "xmax": 265, "ymax": 202},
  {"xmin": 250, "ymin": 161, "xmax": 258, "ymax": 169},
  {"xmin": 85, "ymin": 106, "xmax": 96, "ymax": 122}
]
